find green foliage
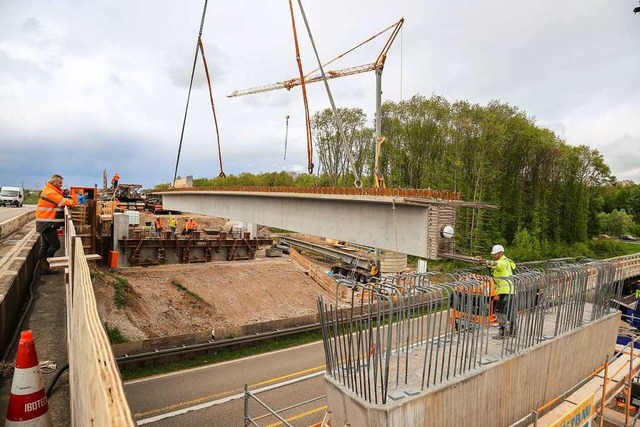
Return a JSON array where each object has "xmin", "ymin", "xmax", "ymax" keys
[
  {"xmin": 24, "ymin": 190, "xmax": 39, "ymax": 204},
  {"xmin": 108, "ymin": 274, "xmax": 128, "ymax": 308},
  {"xmin": 104, "ymin": 323, "xmax": 128, "ymax": 344},
  {"xmin": 172, "ymin": 281, "xmax": 204, "ymax": 302},
  {"xmin": 597, "ymin": 209, "xmax": 634, "ymax": 236},
  {"xmin": 509, "ymin": 228, "xmax": 542, "ymax": 261}
]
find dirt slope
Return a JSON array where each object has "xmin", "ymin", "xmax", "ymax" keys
[{"xmin": 93, "ymin": 256, "xmax": 336, "ymax": 341}]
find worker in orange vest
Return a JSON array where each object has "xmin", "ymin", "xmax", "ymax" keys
[
  {"xmin": 111, "ymin": 173, "xmax": 120, "ymax": 188},
  {"xmin": 36, "ymin": 174, "xmax": 76, "ymax": 273},
  {"xmin": 154, "ymin": 217, "xmax": 163, "ymax": 237},
  {"xmin": 185, "ymin": 217, "xmax": 196, "ymax": 236}
]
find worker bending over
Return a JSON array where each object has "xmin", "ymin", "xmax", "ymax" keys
[
  {"xmin": 185, "ymin": 217, "xmax": 196, "ymax": 236},
  {"xmin": 36, "ymin": 174, "xmax": 76, "ymax": 273}
]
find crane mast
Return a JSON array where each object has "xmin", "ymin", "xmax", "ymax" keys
[{"xmin": 228, "ymin": 17, "xmax": 404, "ymax": 187}]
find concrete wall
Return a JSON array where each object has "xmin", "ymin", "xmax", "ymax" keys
[
  {"xmin": 325, "ymin": 311, "xmax": 620, "ymax": 427},
  {"xmin": 0, "ymin": 226, "xmax": 39, "ymax": 355},
  {"xmin": 0, "ymin": 210, "xmax": 33, "ymax": 239}
]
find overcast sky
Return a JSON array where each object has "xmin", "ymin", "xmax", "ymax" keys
[{"xmin": 1, "ymin": 0, "xmax": 639, "ymax": 190}]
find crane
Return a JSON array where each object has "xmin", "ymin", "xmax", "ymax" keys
[{"xmin": 228, "ymin": 17, "xmax": 404, "ymax": 187}]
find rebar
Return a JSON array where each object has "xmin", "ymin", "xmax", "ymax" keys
[{"xmin": 318, "ymin": 261, "xmax": 622, "ymax": 405}]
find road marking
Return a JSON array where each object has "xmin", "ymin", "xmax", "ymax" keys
[
  {"xmin": 133, "ymin": 364, "xmax": 325, "ymax": 418},
  {"xmin": 264, "ymin": 404, "xmax": 328, "ymax": 427},
  {"xmin": 136, "ymin": 370, "xmax": 325, "ymax": 425},
  {"xmin": 125, "ymin": 341, "xmax": 322, "ymax": 385}
]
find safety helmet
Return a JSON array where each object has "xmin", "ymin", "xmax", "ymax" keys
[{"xmin": 491, "ymin": 244, "xmax": 505, "ymax": 255}]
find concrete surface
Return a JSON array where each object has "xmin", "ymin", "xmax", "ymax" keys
[
  {"xmin": 162, "ymin": 191, "xmax": 456, "ymax": 259},
  {"xmin": 0, "ymin": 259, "xmax": 71, "ymax": 425}
]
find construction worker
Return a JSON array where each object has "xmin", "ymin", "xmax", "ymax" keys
[
  {"xmin": 111, "ymin": 173, "xmax": 120, "ymax": 188},
  {"xmin": 477, "ymin": 244, "xmax": 516, "ymax": 339},
  {"xmin": 77, "ymin": 189, "xmax": 88, "ymax": 205},
  {"xmin": 154, "ymin": 217, "xmax": 163, "ymax": 238},
  {"xmin": 369, "ymin": 260, "xmax": 380, "ymax": 278},
  {"xmin": 185, "ymin": 217, "xmax": 196, "ymax": 236},
  {"xmin": 36, "ymin": 174, "xmax": 76, "ymax": 273},
  {"xmin": 169, "ymin": 213, "xmax": 177, "ymax": 239}
]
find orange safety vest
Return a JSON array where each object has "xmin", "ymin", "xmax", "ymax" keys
[
  {"xmin": 186, "ymin": 220, "xmax": 196, "ymax": 230},
  {"xmin": 112, "ymin": 174, "xmax": 120, "ymax": 182},
  {"xmin": 154, "ymin": 219, "xmax": 162, "ymax": 229},
  {"xmin": 36, "ymin": 182, "xmax": 74, "ymax": 225}
]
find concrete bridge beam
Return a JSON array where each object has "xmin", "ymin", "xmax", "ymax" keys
[{"xmin": 162, "ymin": 191, "xmax": 456, "ymax": 259}]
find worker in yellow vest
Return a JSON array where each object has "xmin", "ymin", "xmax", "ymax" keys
[
  {"xmin": 477, "ymin": 244, "xmax": 516, "ymax": 339},
  {"xmin": 168, "ymin": 213, "xmax": 177, "ymax": 239}
]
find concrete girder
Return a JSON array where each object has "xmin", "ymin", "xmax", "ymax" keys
[{"xmin": 162, "ymin": 191, "xmax": 456, "ymax": 259}]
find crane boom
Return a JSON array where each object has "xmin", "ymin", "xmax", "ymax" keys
[
  {"xmin": 228, "ymin": 63, "xmax": 376, "ymax": 97},
  {"xmin": 227, "ymin": 17, "xmax": 403, "ymax": 98}
]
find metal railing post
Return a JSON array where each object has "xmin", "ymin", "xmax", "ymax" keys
[{"xmin": 244, "ymin": 384, "xmax": 250, "ymax": 426}]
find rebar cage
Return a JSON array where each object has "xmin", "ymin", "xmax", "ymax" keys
[{"xmin": 317, "ymin": 259, "xmax": 623, "ymax": 405}]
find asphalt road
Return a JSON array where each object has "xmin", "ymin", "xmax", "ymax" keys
[
  {"xmin": 0, "ymin": 205, "xmax": 34, "ymax": 224},
  {"xmin": 125, "ymin": 341, "xmax": 329, "ymax": 427}
]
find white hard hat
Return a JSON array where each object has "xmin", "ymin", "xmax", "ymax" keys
[{"xmin": 491, "ymin": 244, "xmax": 505, "ymax": 255}]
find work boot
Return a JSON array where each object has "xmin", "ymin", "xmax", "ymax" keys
[
  {"xmin": 39, "ymin": 258, "xmax": 50, "ymax": 274},
  {"xmin": 492, "ymin": 333, "xmax": 505, "ymax": 340}
]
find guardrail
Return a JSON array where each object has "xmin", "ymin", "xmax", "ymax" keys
[
  {"xmin": 0, "ymin": 209, "xmax": 33, "ymax": 239},
  {"xmin": 64, "ymin": 209, "xmax": 133, "ymax": 425}
]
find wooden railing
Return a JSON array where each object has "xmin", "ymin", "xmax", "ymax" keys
[{"xmin": 64, "ymin": 209, "xmax": 133, "ymax": 425}]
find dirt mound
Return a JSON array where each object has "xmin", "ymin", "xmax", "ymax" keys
[{"xmin": 93, "ymin": 256, "xmax": 336, "ymax": 341}]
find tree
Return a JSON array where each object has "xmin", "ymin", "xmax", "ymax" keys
[
  {"xmin": 597, "ymin": 209, "xmax": 635, "ymax": 236},
  {"xmin": 311, "ymin": 108, "xmax": 373, "ymax": 186}
]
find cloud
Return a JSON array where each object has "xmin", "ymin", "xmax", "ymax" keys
[{"xmin": 1, "ymin": 0, "xmax": 639, "ymax": 190}]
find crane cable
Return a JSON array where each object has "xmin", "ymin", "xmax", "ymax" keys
[
  {"xmin": 287, "ymin": 0, "xmax": 314, "ymax": 174},
  {"xmin": 284, "ymin": 91, "xmax": 290, "ymax": 160},
  {"xmin": 172, "ymin": 0, "xmax": 209, "ymax": 187},
  {"xmin": 197, "ymin": 37, "xmax": 226, "ymax": 177},
  {"xmin": 295, "ymin": 0, "xmax": 362, "ymax": 187}
]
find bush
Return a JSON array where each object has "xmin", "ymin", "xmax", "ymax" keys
[{"xmin": 104, "ymin": 323, "xmax": 127, "ymax": 344}]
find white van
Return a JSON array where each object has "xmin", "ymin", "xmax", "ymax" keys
[{"xmin": 0, "ymin": 187, "xmax": 24, "ymax": 207}]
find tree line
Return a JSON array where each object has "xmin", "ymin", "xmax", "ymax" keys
[{"xmin": 160, "ymin": 93, "xmax": 639, "ymax": 260}]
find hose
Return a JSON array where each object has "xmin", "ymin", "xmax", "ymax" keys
[
  {"xmin": 46, "ymin": 363, "xmax": 69, "ymax": 399},
  {"xmin": 1, "ymin": 258, "xmax": 41, "ymax": 361}
]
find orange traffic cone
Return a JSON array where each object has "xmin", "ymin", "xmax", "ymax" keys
[{"xmin": 5, "ymin": 330, "xmax": 53, "ymax": 426}]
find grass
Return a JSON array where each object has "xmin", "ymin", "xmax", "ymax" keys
[
  {"xmin": 172, "ymin": 281, "xmax": 204, "ymax": 302},
  {"xmin": 105, "ymin": 323, "xmax": 128, "ymax": 344},
  {"xmin": 108, "ymin": 274, "xmax": 128, "ymax": 308},
  {"xmin": 121, "ymin": 330, "xmax": 322, "ymax": 380}
]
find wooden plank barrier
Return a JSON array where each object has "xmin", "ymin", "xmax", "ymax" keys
[
  {"xmin": 65, "ymin": 213, "xmax": 134, "ymax": 425},
  {"xmin": 289, "ymin": 246, "xmax": 341, "ymax": 296}
]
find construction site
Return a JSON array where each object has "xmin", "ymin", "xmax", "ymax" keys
[{"xmin": 1, "ymin": 1, "xmax": 640, "ymax": 427}]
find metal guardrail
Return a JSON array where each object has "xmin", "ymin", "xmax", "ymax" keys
[
  {"xmin": 280, "ymin": 235, "xmax": 373, "ymax": 270},
  {"xmin": 116, "ymin": 323, "xmax": 321, "ymax": 368}
]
